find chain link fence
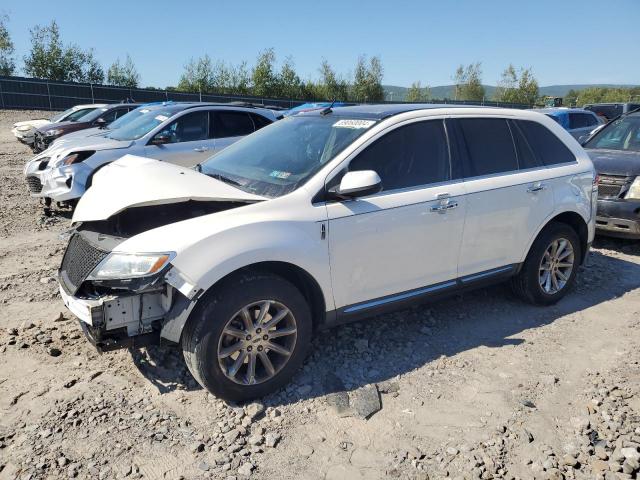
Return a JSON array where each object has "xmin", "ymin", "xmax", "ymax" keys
[{"xmin": 0, "ymin": 75, "xmax": 532, "ymax": 111}]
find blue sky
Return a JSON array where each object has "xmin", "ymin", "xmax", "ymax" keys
[{"xmin": 3, "ymin": 0, "xmax": 639, "ymax": 88}]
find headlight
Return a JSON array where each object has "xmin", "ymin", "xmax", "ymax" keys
[
  {"xmin": 43, "ymin": 129, "xmax": 63, "ymax": 137},
  {"xmin": 61, "ymin": 151, "xmax": 95, "ymax": 165},
  {"xmin": 88, "ymin": 252, "xmax": 174, "ymax": 280},
  {"xmin": 626, "ymin": 177, "xmax": 640, "ymax": 200}
]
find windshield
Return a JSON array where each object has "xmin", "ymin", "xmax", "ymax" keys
[
  {"xmin": 200, "ymin": 115, "xmax": 377, "ymax": 198},
  {"xmin": 106, "ymin": 107, "xmax": 149, "ymax": 130},
  {"xmin": 53, "ymin": 107, "xmax": 97, "ymax": 123},
  {"xmin": 107, "ymin": 109, "xmax": 174, "ymax": 141},
  {"xmin": 76, "ymin": 107, "xmax": 110, "ymax": 123},
  {"xmin": 50, "ymin": 107, "xmax": 76, "ymax": 122},
  {"xmin": 585, "ymin": 116, "xmax": 640, "ymax": 152}
]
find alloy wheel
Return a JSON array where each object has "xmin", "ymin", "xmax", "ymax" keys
[
  {"xmin": 538, "ymin": 237, "xmax": 575, "ymax": 294},
  {"xmin": 217, "ymin": 300, "xmax": 298, "ymax": 385}
]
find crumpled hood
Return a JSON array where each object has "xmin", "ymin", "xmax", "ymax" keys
[
  {"xmin": 587, "ymin": 149, "xmax": 640, "ymax": 177},
  {"xmin": 14, "ymin": 119, "xmax": 49, "ymax": 129},
  {"xmin": 51, "ymin": 127, "xmax": 106, "ymax": 146},
  {"xmin": 73, "ymin": 155, "xmax": 265, "ymax": 223}
]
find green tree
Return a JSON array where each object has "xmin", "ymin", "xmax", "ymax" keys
[
  {"xmin": 405, "ymin": 81, "xmax": 430, "ymax": 102},
  {"xmin": 177, "ymin": 55, "xmax": 214, "ymax": 93},
  {"xmin": 229, "ymin": 61, "xmax": 251, "ymax": 95},
  {"xmin": 251, "ymin": 48, "xmax": 278, "ymax": 97},
  {"xmin": 317, "ymin": 59, "xmax": 349, "ymax": 101},
  {"xmin": 107, "ymin": 54, "xmax": 140, "ymax": 87},
  {"xmin": 453, "ymin": 62, "xmax": 485, "ymax": 101},
  {"xmin": 494, "ymin": 64, "xmax": 538, "ymax": 105},
  {"xmin": 0, "ymin": 14, "xmax": 15, "ymax": 75},
  {"xmin": 277, "ymin": 56, "xmax": 303, "ymax": 99},
  {"xmin": 24, "ymin": 21, "xmax": 104, "ymax": 82},
  {"xmin": 351, "ymin": 55, "xmax": 384, "ymax": 102},
  {"xmin": 177, "ymin": 55, "xmax": 213, "ymax": 92}
]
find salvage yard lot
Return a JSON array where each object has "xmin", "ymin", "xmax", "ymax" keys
[{"xmin": 1, "ymin": 109, "xmax": 640, "ymax": 480}]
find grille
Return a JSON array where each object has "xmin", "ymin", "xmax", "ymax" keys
[
  {"xmin": 26, "ymin": 176, "xmax": 43, "ymax": 193},
  {"xmin": 59, "ymin": 234, "xmax": 109, "ymax": 294},
  {"xmin": 597, "ymin": 175, "xmax": 629, "ymax": 199}
]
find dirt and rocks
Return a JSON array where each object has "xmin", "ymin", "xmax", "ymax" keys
[{"xmin": 0, "ymin": 108, "xmax": 639, "ymax": 480}]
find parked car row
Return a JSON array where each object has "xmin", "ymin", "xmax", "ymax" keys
[
  {"xmin": 11, "ymin": 99, "xmax": 638, "ymax": 401},
  {"xmin": 12, "ymin": 104, "xmax": 106, "ymax": 149},
  {"xmin": 23, "ymin": 102, "xmax": 279, "ymax": 209}
]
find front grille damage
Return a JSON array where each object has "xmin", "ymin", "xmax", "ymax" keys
[
  {"xmin": 598, "ymin": 175, "xmax": 633, "ymax": 199},
  {"xmin": 26, "ymin": 176, "xmax": 43, "ymax": 193},
  {"xmin": 59, "ymin": 233, "xmax": 109, "ymax": 295}
]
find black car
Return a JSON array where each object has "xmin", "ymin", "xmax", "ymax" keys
[
  {"xmin": 33, "ymin": 103, "xmax": 141, "ymax": 152},
  {"xmin": 584, "ymin": 111, "xmax": 640, "ymax": 239}
]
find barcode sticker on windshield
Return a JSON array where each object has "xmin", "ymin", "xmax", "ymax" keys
[
  {"xmin": 155, "ymin": 115, "xmax": 168, "ymax": 122},
  {"xmin": 333, "ymin": 119, "xmax": 375, "ymax": 129}
]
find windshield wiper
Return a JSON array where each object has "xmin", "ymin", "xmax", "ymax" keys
[{"xmin": 208, "ymin": 172, "xmax": 242, "ymax": 187}]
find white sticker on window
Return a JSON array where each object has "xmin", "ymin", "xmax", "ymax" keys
[
  {"xmin": 333, "ymin": 119, "xmax": 375, "ymax": 129},
  {"xmin": 139, "ymin": 109, "xmax": 150, "ymax": 113},
  {"xmin": 155, "ymin": 115, "xmax": 168, "ymax": 122}
]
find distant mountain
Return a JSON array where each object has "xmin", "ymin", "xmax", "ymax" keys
[{"xmin": 383, "ymin": 84, "xmax": 638, "ymax": 101}]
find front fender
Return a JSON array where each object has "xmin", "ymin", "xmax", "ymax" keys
[{"xmin": 172, "ymin": 219, "xmax": 332, "ymax": 307}]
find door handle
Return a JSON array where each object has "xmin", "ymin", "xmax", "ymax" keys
[
  {"xmin": 430, "ymin": 200, "xmax": 459, "ymax": 213},
  {"xmin": 193, "ymin": 146, "xmax": 209, "ymax": 152},
  {"xmin": 527, "ymin": 182, "xmax": 547, "ymax": 193}
]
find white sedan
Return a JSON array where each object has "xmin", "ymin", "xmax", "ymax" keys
[{"xmin": 11, "ymin": 104, "xmax": 106, "ymax": 148}]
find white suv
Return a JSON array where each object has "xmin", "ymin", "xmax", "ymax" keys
[{"xmin": 58, "ymin": 104, "xmax": 596, "ymax": 401}]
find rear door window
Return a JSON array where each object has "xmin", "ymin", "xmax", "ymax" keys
[
  {"xmin": 349, "ymin": 120, "xmax": 451, "ymax": 191},
  {"xmin": 456, "ymin": 118, "xmax": 519, "ymax": 177},
  {"xmin": 213, "ymin": 111, "xmax": 255, "ymax": 138},
  {"xmin": 516, "ymin": 120, "xmax": 576, "ymax": 165}
]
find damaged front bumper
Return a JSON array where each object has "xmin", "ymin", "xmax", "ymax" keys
[
  {"xmin": 59, "ymin": 267, "xmax": 201, "ymax": 352},
  {"xmin": 59, "ymin": 284, "xmax": 170, "ymax": 351}
]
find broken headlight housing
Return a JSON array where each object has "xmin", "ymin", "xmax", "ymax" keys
[
  {"xmin": 61, "ymin": 151, "xmax": 95, "ymax": 165},
  {"xmin": 625, "ymin": 177, "xmax": 640, "ymax": 200},
  {"xmin": 88, "ymin": 252, "xmax": 175, "ymax": 280},
  {"xmin": 43, "ymin": 128, "xmax": 63, "ymax": 137}
]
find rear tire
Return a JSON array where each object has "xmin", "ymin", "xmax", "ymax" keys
[
  {"xmin": 511, "ymin": 222, "xmax": 581, "ymax": 305},
  {"xmin": 181, "ymin": 272, "xmax": 312, "ymax": 402}
]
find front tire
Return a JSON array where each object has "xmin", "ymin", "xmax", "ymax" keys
[
  {"xmin": 511, "ymin": 222, "xmax": 581, "ymax": 305},
  {"xmin": 181, "ymin": 273, "xmax": 312, "ymax": 402}
]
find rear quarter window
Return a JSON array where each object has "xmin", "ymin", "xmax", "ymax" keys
[{"xmin": 516, "ymin": 120, "xmax": 576, "ymax": 166}]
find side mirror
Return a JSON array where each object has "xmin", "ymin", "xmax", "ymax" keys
[
  {"xmin": 94, "ymin": 118, "xmax": 107, "ymax": 128},
  {"xmin": 330, "ymin": 170, "xmax": 382, "ymax": 199},
  {"xmin": 150, "ymin": 133, "xmax": 171, "ymax": 145}
]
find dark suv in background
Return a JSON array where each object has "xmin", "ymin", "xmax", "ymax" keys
[
  {"xmin": 584, "ymin": 110, "xmax": 640, "ymax": 238},
  {"xmin": 584, "ymin": 103, "xmax": 640, "ymax": 122},
  {"xmin": 33, "ymin": 103, "xmax": 141, "ymax": 152}
]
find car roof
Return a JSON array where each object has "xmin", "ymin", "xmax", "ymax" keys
[
  {"xmin": 297, "ymin": 103, "xmax": 489, "ymax": 120},
  {"xmin": 535, "ymin": 108, "xmax": 595, "ymax": 116}
]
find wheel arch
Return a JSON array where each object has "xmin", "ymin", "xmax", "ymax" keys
[
  {"xmin": 524, "ymin": 210, "xmax": 590, "ymax": 265},
  {"xmin": 163, "ymin": 260, "xmax": 329, "ymax": 345},
  {"xmin": 222, "ymin": 261, "xmax": 328, "ymax": 332}
]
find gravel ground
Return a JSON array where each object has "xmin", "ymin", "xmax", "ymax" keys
[{"xmin": 0, "ymin": 108, "xmax": 639, "ymax": 480}]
